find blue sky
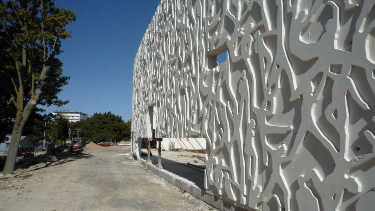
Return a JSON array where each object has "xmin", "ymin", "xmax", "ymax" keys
[{"xmin": 43, "ymin": 0, "xmax": 160, "ymax": 121}]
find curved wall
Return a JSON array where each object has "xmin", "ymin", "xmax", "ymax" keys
[{"xmin": 132, "ymin": 0, "xmax": 375, "ymax": 210}]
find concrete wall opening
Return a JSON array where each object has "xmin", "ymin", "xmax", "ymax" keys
[{"xmin": 147, "ymin": 105, "xmax": 157, "ymax": 139}]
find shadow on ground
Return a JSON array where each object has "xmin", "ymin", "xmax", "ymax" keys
[
  {"xmin": 140, "ymin": 153, "xmax": 205, "ymax": 189},
  {"xmin": 0, "ymin": 151, "xmax": 93, "ymax": 173}
]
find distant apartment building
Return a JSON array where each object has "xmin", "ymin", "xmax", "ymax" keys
[{"xmin": 53, "ymin": 111, "xmax": 88, "ymax": 123}]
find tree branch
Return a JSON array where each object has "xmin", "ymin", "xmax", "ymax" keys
[
  {"xmin": 22, "ymin": 45, "xmax": 26, "ymax": 67},
  {"xmin": 45, "ymin": 37, "xmax": 57, "ymax": 62},
  {"xmin": 39, "ymin": 65, "xmax": 48, "ymax": 81},
  {"xmin": 31, "ymin": 72, "xmax": 35, "ymax": 99},
  {"xmin": 10, "ymin": 77, "xmax": 19, "ymax": 97},
  {"xmin": 8, "ymin": 0, "xmax": 23, "ymax": 27},
  {"xmin": 9, "ymin": 95, "xmax": 17, "ymax": 108},
  {"xmin": 23, "ymin": 65, "xmax": 48, "ymax": 122},
  {"xmin": 9, "ymin": 0, "xmax": 32, "ymax": 43},
  {"xmin": 40, "ymin": 0, "xmax": 57, "ymax": 63},
  {"xmin": 14, "ymin": 58, "xmax": 24, "ymax": 109},
  {"xmin": 41, "ymin": 0, "xmax": 46, "ymax": 61}
]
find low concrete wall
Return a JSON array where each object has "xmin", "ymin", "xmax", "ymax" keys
[{"xmin": 135, "ymin": 156, "xmax": 250, "ymax": 211}]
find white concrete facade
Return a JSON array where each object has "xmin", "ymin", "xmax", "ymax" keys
[
  {"xmin": 53, "ymin": 111, "xmax": 88, "ymax": 123},
  {"xmin": 132, "ymin": 0, "xmax": 375, "ymax": 210}
]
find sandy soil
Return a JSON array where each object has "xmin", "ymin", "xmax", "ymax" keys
[{"xmin": 0, "ymin": 144, "xmax": 215, "ymax": 211}]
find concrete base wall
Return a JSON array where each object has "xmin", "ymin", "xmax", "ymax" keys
[{"xmin": 135, "ymin": 155, "xmax": 251, "ymax": 211}]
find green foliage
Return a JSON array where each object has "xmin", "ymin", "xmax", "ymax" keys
[
  {"xmin": 1, "ymin": 0, "xmax": 75, "ymax": 174},
  {"xmin": 22, "ymin": 112, "xmax": 69, "ymax": 144},
  {"xmin": 0, "ymin": 112, "xmax": 69, "ymax": 144},
  {"xmin": 0, "ymin": 0, "xmax": 75, "ymax": 104},
  {"xmin": 45, "ymin": 114, "xmax": 69, "ymax": 144},
  {"xmin": 124, "ymin": 119, "xmax": 131, "ymax": 141},
  {"xmin": 22, "ymin": 110, "xmax": 48, "ymax": 142},
  {"xmin": 77, "ymin": 112, "xmax": 131, "ymax": 143},
  {"xmin": 0, "ymin": 0, "xmax": 75, "ymax": 140}
]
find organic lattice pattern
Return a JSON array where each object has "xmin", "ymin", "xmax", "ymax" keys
[{"xmin": 132, "ymin": 0, "xmax": 375, "ymax": 210}]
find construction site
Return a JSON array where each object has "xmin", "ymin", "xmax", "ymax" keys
[{"xmin": 1, "ymin": 0, "xmax": 375, "ymax": 210}]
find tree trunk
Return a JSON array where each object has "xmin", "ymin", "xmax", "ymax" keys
[{"xmin": 3, "ymin": 112, "xmax": 25, "ymax": 175}]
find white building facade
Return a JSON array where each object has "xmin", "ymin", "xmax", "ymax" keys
[
  {"xmin": 132, "ymin": 0, "xmax": 375, "ymax": 210},
  {"xmin": 53, "ymin": 111, "xmax": 88, "ymax": 123}
]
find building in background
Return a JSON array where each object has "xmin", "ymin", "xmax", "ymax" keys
[
  {"xmin": 0, "ymin": 135, "xmax": 34, "ymax": 153},
  {"xmin": 53, "ymin": 111, "xmax": 88, "ymax": 123}
]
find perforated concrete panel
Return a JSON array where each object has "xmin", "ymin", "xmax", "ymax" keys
[{"xmin": 132, "ymin": 0, "xmax": 375, "ymax": 210}]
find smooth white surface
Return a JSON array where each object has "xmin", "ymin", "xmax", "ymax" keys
[{"xmin": 132, "ymin": 0, "xmax": 375, "ymax": 210}]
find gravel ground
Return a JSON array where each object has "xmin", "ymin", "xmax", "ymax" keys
[{"xmin": 0, "ymin": 144, "xmax": 215, "ymax": 211}]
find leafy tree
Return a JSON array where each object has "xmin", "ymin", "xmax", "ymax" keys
[
  {"xmin": 0, "ymin": 0, "xmax": 75, "ymax": 174},
  {"xmin": 19, "ymin": 112, "xmax": 69, "ymax": 145},
  {"xmin": 45, "ymin": 114, "xmax": 69, "ymax": 144},
  {"xmin": 78, "ymin": 112, "xmax": 129, "ymax": 143},
  {"xmin": 22, "ymin": 110, "xmax": 48, "ymax": 143},
  {"xmin": 0, "ymin": 102, "xmax": 13, "ymax": 141},
  {"xmin": 124, "ymin": 119, "xmax": 131, "ymax": 141},
  {"xmin": 0, "ymin": 6, "xmax": 15, "ymax": 141},
  {"xmin": 22, "ymin": 112, "xmax": 69, "ymax": 144}
]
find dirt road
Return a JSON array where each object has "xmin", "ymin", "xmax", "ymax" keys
[{"xmin": 0, "ymin": 144, "xmax": 214, "ymax": 211}]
